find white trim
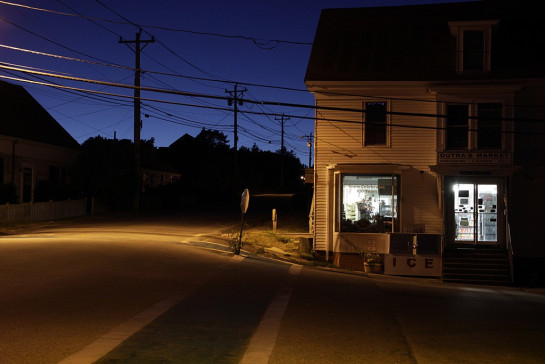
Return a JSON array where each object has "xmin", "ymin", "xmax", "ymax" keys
[
  {"xmin": 436, "ymin": 94, "xmax": 514, "ymax": 153},
  {"xmin": 448, "ymin": 20, "xmax": 499, "ymax": 73}
]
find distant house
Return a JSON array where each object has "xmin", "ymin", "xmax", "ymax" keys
[
  {"xmin": 305, "ymin": 0, "xmax": 545, "ymax": 284},
  {"xmin": 0, "ymin": 80, "xmax": 80, "ymax": 203}
]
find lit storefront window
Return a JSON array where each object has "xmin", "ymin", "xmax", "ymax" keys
[{"xmin": 341, "ymin": 175, "xmax": 399, "ymax": 232}]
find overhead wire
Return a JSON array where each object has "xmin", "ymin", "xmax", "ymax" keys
[
  {"xmin": 0, "ymin": 15, "xmax": 125, "ymax": 68},
  {"xmin": 94, "ymin": 0, "xmax": 227, "ymax": 81},
  {"xmin": 0, "ymin": 0, "xmax": 312, "ymax": 47},
  {"xmin": 5, "ymin": 41, "xmax": 545, "ymax": 117},
  {"xmin": 54, "ymin": 0, "xmax": 122, "ymax": 38},
  {"xmin": 2, "ymin": 63, "xmax": 545, "ymax": 136},
  {"xmin": 0, "ymin": 0, "xmax": 341, "ymax": 156},
  {"xmin": 2, "ymin": 0, "xmax": 544, "ymax": 157},
  {"xmin": 0, "ymin": 68, "xmax": 132, "ymax": 138},
  {"xmin": 3, "ymin": 0, "xmax": 545, "ymax": 115},
  {"xmin": 54, "ymin": 0, "xmax": 234, "ymax": 138}
]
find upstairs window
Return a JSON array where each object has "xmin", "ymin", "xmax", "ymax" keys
[
  {"xmin": 477, "ymin": 103, "xmax": 502, "ymax": 149},
  {"xmin": 363, "ymin": 101, "xmax": 388, "ymax": 146},
  {"xmin": 463, "ymin": 30, "xmax": 485, "ymax": 71},
  {"xmin": 449, "ymin": 20, "xmax": 498, "ymax": 73},
  {"xmin": 444, "ymin": 102, "xmax": 503, "ymax": 151},
  {"xmin": 446, "ymin": 104, "xmax": 469, "ymax": 150}
]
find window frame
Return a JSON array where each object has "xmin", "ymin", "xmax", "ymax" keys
[
  {"xmin": 449, "ymin": 20, "xmax": 498, "ymax": 74},
  {"xmin": 446, "ymin": 103, "xmax": 470, "ymax": 150},
  {"xmin": 362, "ymin": 100, "xmax": 390, "ymax": 147},
  {"xmin": 339, "ymin": 173, "xmax": 400, "ymax": 233},
  {"xmin": 442, "ymin": 101, "xmax": 504, "ymax": 151},
  {"xmin": 476, "ymin": 103, "xmax": 503, "ymax": 150}
]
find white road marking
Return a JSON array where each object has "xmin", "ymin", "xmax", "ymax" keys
[
  {"xmin": 57, "ymin": 295, "xmax": 183, "ymax": 364},
  {"xmin": 58, "ymin": 254, "xmax": 245, "ymax": 364},
  {"xmin": 240, "ymin": 264, "xmax": 302, "ymax": 364}
]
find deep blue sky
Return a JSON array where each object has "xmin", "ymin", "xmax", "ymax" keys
[{"xmin": 0, "ymin": 0, "xmax": 470, "ymax": 165}]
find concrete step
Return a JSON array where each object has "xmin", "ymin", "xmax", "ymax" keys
[{"xmin": 442, "ymin": 247, "xmax": 512, "ymax": 285}]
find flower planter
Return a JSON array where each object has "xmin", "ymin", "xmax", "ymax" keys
[{"xmin": 364, "ymin": 262, "xmax": 383, "ymax": 274}]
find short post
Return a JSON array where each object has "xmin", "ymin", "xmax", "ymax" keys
[{"xmin": 272, "ymin": 208, "xmax": 277, "ymax": 233}]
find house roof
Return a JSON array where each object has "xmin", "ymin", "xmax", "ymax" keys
[
  {"xmin": 305, "ymin": 0, "xmax": 545, "ymax": 82},
  {"xmin": 0, "ymin": 80, "xmax": 80, "ymax": 150},
  {"xmin": 168, "ymin": 133, "xmax": 195, "ymax": 149}
]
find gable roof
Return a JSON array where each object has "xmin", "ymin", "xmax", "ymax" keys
[
  {"xmin": 168, "ymin": 133, "xmax": 195, "ymax": 149},
  {"xmin": 0, "ymin": 80, "xmax": 80, "ymax": 150},
  {"xmin": 305, "ymin": 0, "xmax": 545, "ymax": 82}
]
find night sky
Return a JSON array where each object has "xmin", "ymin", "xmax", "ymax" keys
[{"xmin": 0, "ymin": 0, "xmax": 470, "ymax": 165}]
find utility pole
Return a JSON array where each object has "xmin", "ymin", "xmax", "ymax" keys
[
  {"xmin": 226, "ymin": 83, "xmax": 247, "ymax": 191},
  {"xmin": 119, "ymin": 29, "xmax": 154, "ymax": 210},
  {"xmin": 225, "ymin": 83, "xmax": 247, "ymax": 151},
  {"xmin": 302, "ymin": 133, "xmax": 313, "ymax": 168},
  {"xmin": 275, "ymin": 114, "xmax": 289, "ymax": 187}
]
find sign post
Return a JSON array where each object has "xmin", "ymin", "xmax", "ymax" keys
[
  {"xmin": 236, "ymin": 189, "xmax": 250, "ymax": 255},
  {"xmin": 272, "ymin": 208, "xmax": 277, "ymax": 233}
]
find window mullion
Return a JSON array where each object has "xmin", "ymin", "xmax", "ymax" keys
[{"xmin": 469, "ymin": 103, "xmax": 477, "ymax": 150}]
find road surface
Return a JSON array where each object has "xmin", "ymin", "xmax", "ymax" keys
[{"xmin": 1, "ymin": 213, "xmax": 544, "ymax": 363}]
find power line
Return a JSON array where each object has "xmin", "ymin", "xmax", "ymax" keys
[
  {"xmin": 5, "ymin": 0, "xmax": 545, "ymax": 120},
  {"xmin": 0, "ymin": 0, "xmax": 312, "ymax": 47},
  {"xmin": 0, "ymin": 15, "xmax": 124, "ymax": 67},
  {"xmin": 0, "ymin": 44, "xmax": 305, "ymax": 144},
  {"xmin": 3, "ymin": 64, "xmax": 545, "ymax": 137},
  {"xmin": 0, "ymin": 68, "xmax": 133, "ymax": 134},
  {"xmin": 93, "ymin": 0, "xmax": 227, "ymax": 81},
  {"xmin": 6, "ymin": 41, "xmax": 545, "ymax": 117},
  {"xmin": 3, "ymin": 69, "xmax": 543, "ymax": 165},
  {"xmin": 55, "ymin": 0, "xmax": 122, "ymax": 37},
  {"xmin": 2, "ymin": 70, "xmax": 544, "ymax": 138},
  {"xmin": 0, "ymin": 43, "xmax": 133, "ymax": 71}
]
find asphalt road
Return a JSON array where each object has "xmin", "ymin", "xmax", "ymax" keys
[{"xmin": 1, "ymin": 213, "xmax": 544, "ymax": 363}]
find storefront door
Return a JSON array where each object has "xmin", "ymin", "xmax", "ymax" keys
[{"xmin": 451, "ymin": 181, "xmax": 502, "ymax": 245}]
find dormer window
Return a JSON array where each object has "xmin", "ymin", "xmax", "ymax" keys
[
  {"xmin": 462, "ymin": 30, "xmax": 485, "ymax": 71},
  {"xmin": 449, "ymin": 20, "xmax": 499, "ymax": 73}
]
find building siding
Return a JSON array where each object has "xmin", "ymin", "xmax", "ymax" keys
[{"xmin": 313, "ymin": 91, "xmax": 443, "ymax": 251}]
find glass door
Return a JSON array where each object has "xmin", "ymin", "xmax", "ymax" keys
[
  {"xmin": 453, "ymin": 183, "xmax": 498, "ymax": 244},
  {"xmin": 454, "ymin": 184, "xmax": 475, "ymax": 242},
  {"xmin": 477, "ymin": 184, "xmax": 498, "ymax": 243}
]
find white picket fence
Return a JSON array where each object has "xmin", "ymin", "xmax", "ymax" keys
[{"xmin": 0, "ymin": 198, "xmax": 88, "ymax": 224}]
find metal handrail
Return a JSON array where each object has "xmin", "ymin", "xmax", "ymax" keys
[
  {"xmin": 308, "ymin": 193, "xmax": 315, "ymax": 234},
  {"xmin": 506, "ymin": 222, "xmax": 514, "ymax": 283}
]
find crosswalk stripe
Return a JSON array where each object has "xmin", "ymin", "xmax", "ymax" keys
[{"xmin": 240, "ymin": 264, "xmax": 302, "ymax": 364}]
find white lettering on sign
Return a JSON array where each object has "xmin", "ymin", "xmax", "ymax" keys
[{"xmin": 438, "ymin": 152, "xmax": 512, "ymax": 165}]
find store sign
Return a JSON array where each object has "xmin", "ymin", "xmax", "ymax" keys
[
  {"xmin": 384, "ymin": 254, "xmax": 442, "ymax": 277},
  {"xmin": 438, "ymin": 152, "xmax": 512, "ymax": 165}
]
